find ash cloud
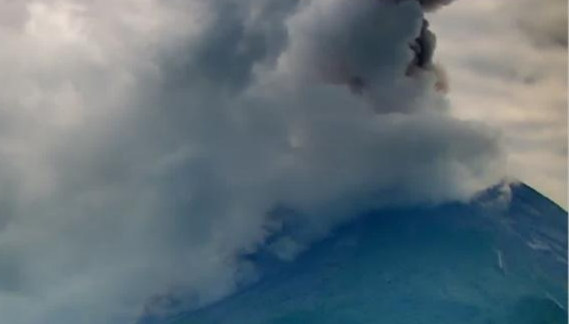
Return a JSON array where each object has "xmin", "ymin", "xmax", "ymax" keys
[{"xmin": 0, "ymin": 0, "xmax": 503, "ymax": 323}]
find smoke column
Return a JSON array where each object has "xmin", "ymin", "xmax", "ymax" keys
[{"xmin": 0, "ymin": 0, "xmax": 502, "ymax": 323}]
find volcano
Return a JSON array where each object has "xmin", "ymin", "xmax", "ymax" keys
[{"xmin": 142, "ymin": 182, "xmax": 567, "ymax": 324}]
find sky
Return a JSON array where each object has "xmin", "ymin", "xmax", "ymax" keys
[
  {"xmin": 0, "ymin": 0, "xmax": 565, "ymax": 323},
  {"xmin": 429, "ymin": 0, "xmax": 568, "ymax": 207}
]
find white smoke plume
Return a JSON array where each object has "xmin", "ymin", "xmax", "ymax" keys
[{"xmin": 0, "ymin": 0, "xmax": 503, "ymax": 323}]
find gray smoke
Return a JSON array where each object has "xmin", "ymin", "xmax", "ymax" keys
[{"xmin": 0, "ymin": 0, "xmax": 503, "ymax": 323}]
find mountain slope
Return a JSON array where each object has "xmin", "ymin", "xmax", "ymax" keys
[{"xmin": 144, "ymin": 182, "xmax": 567, "ymax": 324}]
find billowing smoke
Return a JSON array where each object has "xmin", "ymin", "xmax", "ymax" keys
[{"xmin": 0, "ymin": 0, "xmax": 503, "ymax": 323}]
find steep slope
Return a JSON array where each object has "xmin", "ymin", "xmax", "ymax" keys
[{"xmin": 144, "ymin": 182, "xmax": 567, "ymax": 324}]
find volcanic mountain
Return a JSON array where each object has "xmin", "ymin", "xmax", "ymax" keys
[{"xmin": 140, "ymin": 182, "xmax": 567, "ymax": 324}]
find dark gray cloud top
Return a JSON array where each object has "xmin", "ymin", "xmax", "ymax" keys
[{"xmin": 0, "ymin": 0, "xmax": 503, "ymax": 323}]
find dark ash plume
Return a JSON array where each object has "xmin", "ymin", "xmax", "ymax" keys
[
  {"xmin": 418, "ymin": 0, "xmax": 455, "ymax": 11},
  {"xmin": 408, "ymin": 19, "xmax": 436, "ymax": 71},
  {"xmin": 406, "ymin": 18, "xmax": 448, "ymax": 93}
]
